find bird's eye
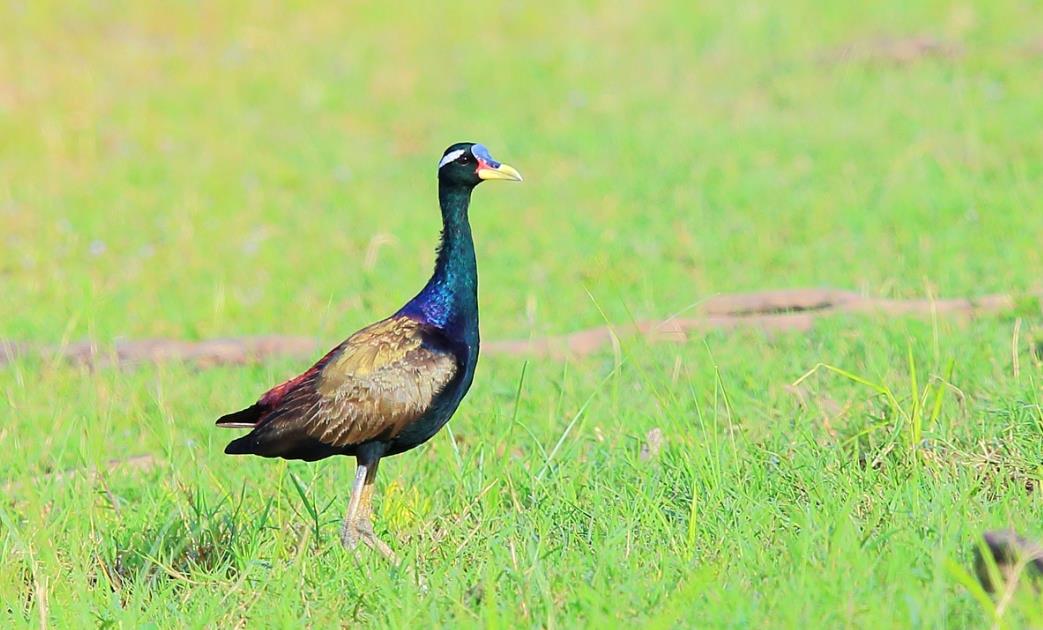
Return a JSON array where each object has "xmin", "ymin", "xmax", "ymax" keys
[{"xmin": 457, "ymin": 154, "xmax": 474, "ymax": 164}]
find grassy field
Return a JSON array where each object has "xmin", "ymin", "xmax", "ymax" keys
[{"xmin": 3, "ymin": 0, "xmax": 1043, "ymax": 626}]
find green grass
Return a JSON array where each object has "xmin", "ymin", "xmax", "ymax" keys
[{"xmin": 3, "ymin": 0, "xmax": 1043, "ymax": 626}]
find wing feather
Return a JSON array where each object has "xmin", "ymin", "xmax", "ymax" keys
[{"xmin": 221, "ymin": 316, "xmax": 460, "ymax": 458}]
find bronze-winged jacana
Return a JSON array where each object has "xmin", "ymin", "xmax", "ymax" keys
[{"xmin": 217, "ymin": 143, "xmax": 522, "ymax": 560}]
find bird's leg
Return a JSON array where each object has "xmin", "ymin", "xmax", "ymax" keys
[
  {"xmin": 340, "ymin": 463, "xmax": 368, "ymax": 545},
  {"xmin": 340, "ymin": 456, "xmax": 398, "ymax": 563}
]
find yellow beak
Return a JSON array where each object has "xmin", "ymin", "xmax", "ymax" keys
[{"xmin": 477, "ymin": 162, "xmax": 523, "ymax": 182}]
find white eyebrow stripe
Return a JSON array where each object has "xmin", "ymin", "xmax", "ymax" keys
[{"xmin": 438, "ymin": 149, "xmax": 466, "ymax": 168}]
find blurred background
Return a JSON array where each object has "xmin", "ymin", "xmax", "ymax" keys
[
  {"xmin": 3, "ymin": 3, "xmax": 1043, "ymax": 625},
  {"xmin": 3, "ymin": 1, "xmax": 1040, "ymax": 346}
]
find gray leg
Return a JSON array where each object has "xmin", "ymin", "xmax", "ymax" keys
[
  {"xmin": 340, "ymin": 462, "xmax": 368, "ymax": 537},
  {"xmin": 340, "ymin": 457, "xmax": 398, "ymax": 563}
]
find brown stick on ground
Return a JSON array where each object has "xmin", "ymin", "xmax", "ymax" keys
[
  {"xmin": 0, "ymin": 288, "xmax": 1035, "ymax": 365},
  {"xmin": 0, "ymin": 336, "xmax": 318, "ymax": 368},
  {"xmin": 820, "ymin": 35, "xmax": 963, "ymax": 66},
  {"xmin": 974, "ymin": 530, "xmax": 1043, "ymax": 593}
]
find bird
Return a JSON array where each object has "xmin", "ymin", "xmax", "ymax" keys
[{"xmin": 216, "ymin": 142, "xmax": 522, "ymax": 560}]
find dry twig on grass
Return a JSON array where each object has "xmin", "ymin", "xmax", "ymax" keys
[
  {"xmin": 974, "ymin": 530, "xmax": 1043, "ymax": 601},
  {"xmin": 0, "ymin": 288, "xmax": 1036, "ymax": 366}
]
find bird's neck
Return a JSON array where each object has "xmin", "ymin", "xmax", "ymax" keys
[
  {"xmin": 401, "ymin": 181, "xmax": 479, "ymax": 333},
  {"xmin": 433, "ymin": 182, "xmax": 477, "ymax": 289}
]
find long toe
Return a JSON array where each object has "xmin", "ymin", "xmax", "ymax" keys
[
  {"xmin": 357, "ymin": 520, "xmax": 399, "ymax": 563},
  {"xmin": 340, "ymin": 520, "xmax": 362, "ymax": 550},
  {"xmin": 340, "ymin": 519, "xmax": 398, "ymax": 563}
]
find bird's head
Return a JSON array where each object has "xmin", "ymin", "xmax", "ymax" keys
[{"xmin": 437, "ymin": 142, "xmax": 523, "ymax": 187}]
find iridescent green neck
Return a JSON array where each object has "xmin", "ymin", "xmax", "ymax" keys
[
  {"xmin": 400, "ymin": 181, "xmax": 478, "ymax": 333},
  {"xmin": 433, "ymin": 182, "xmax": 477, "ymax": 292}
]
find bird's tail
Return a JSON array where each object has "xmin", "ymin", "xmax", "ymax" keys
[
  {"xmin": 215, "ymin": 403, "xmax": 265, "ymax": 429},
  {"xmin": 223, "ymin": 434, "xmax": 258, "ymax": 455},
  {"xmin": 217, "ymin": 403, "xmax": 267, "ymax": 455}
]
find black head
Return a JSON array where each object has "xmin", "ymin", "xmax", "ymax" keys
[{"xmin": 437, "ymin": 142, "xmax": 523, "ymax": 187}]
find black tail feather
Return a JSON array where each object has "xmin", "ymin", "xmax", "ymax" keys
[
  {"xmin": 224, "ymin": 434, "xmax": 258, "ymax": 455},
  {"xmin": 216, "ymin": 403, "xmax": 265, "ymax": 428}
]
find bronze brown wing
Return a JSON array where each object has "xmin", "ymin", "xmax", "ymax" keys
[{"xmin": 218, "ymin": 316, "xmax": 460, "ymax": 461}]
